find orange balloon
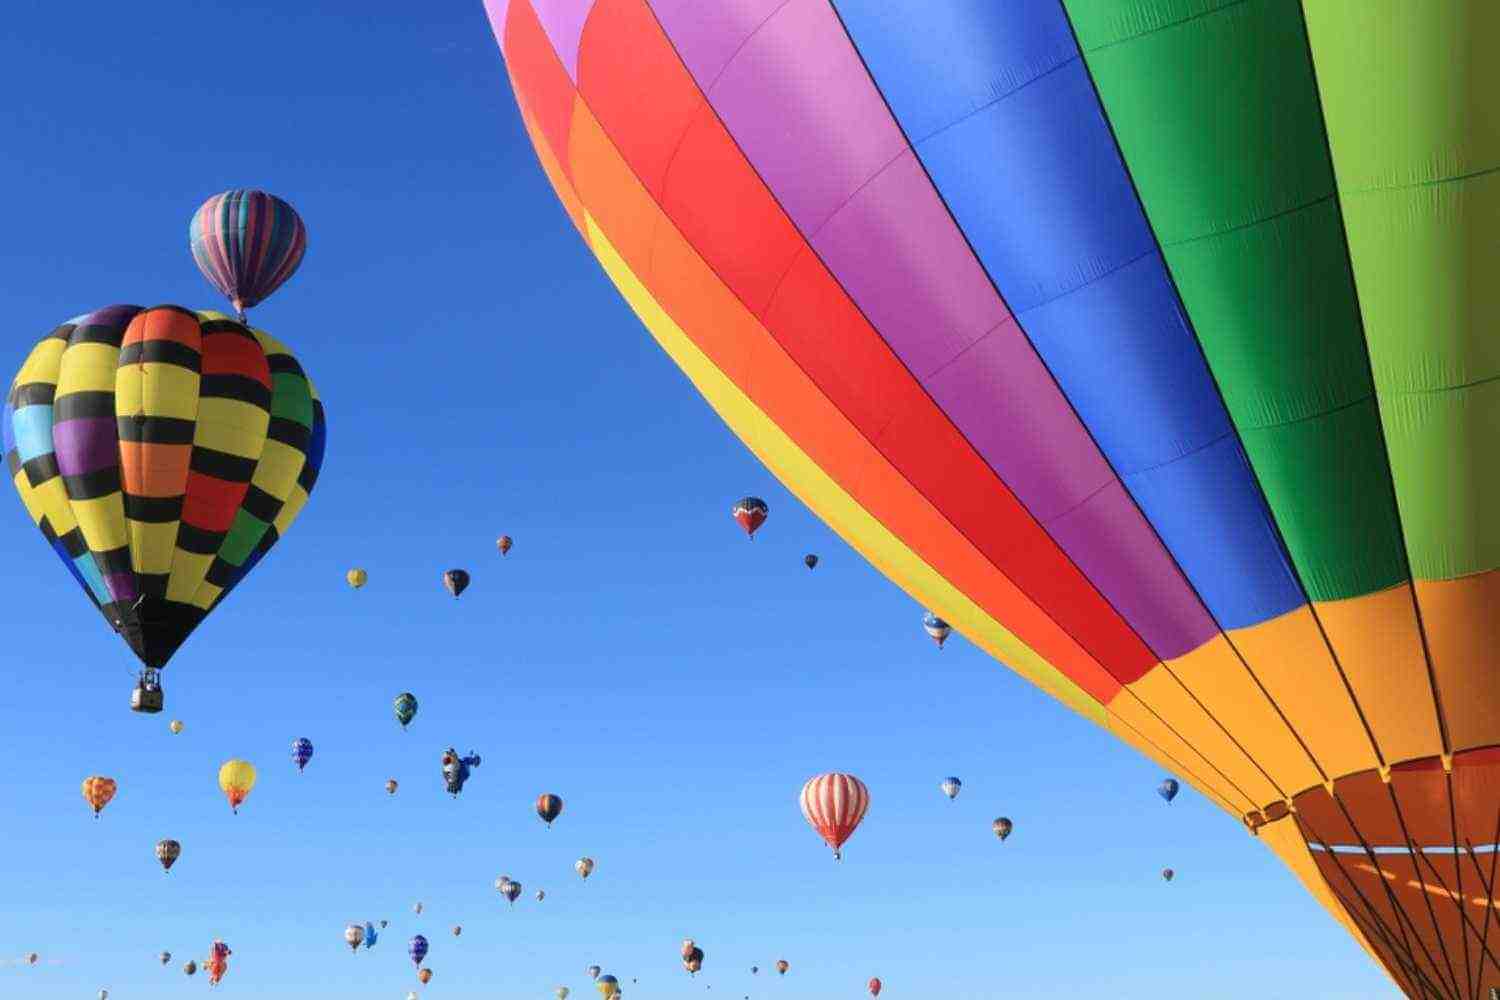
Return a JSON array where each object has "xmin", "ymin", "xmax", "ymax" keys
[
  {"xmin": 417, "ymin": 968, "xmax": 433, "ymax": 985},
  {"xmin": 81, "ymin": 776, "xmax": 117, "ymax": 817}
]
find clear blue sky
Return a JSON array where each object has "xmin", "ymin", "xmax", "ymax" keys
[{"xmin": 0, "ymin": 2, "xmax": 1393, "ymax": 997}]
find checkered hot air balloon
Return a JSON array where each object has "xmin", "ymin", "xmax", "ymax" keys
[
  {"xmin": 189, "ymin": 190, "xmax": 306, "ymax": 321},
  {"xmin": 291, "ymin": 737, "xmax": 314, "ymax": 772},
  {"xmin": 155, "ymin": 838, "xmax": 180, "ymax": 873},
  {"xmin": 799, "ymin": 773, "xmax": 869, "ymax": 861},
  {"xmin": 4, "ymin": 307, "xmax": 326, "ymax": 713},
  {"xmin": 408, "ymin": 935, "xmax": 428, "ymax": 967},
  {"xmin": 81, "ymin": 776, "xmax": 117, "ymax": 817}
]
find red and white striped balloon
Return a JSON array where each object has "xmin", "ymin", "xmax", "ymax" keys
[{"xmin": 799, "ymin": 772, "xmax": 869, "ymax": 860}]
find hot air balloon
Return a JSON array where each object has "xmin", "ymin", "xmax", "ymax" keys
[
  {"xmin": 498, "ymin": 877, "xmax": 521, "ymax": 906},
  {"xmin": 776, "ymin": 961, "xmax": 788, "ymax": 976},
  {"xmin": 218, "ymin": 760, "xmax": 256, "ymax": 813},
  {"xmin": 169, "ymin": 720, "xmax": 184, "ymax": 735},
  {"xmin": 26, "ymin": 953, "xmax": 38, "ymax": 966},
  {"xmin": 497, "ymin": 535, "xmax": 512, "ymax": 556},
  {"xmin": 940, "ymin": 777, "xmax": 961, "ymax": 800},
  {"xmin": 751, "ymin": 966, "xmax": 759, "ymax": 975},
  {"xmin": 587, "ymin": 965, "xmax": 601, "ymax": 981},
  {"xmin": 799, "ymin": 773, "xmax": 869, "ymax": 860},
  {"xmin": 1162, "ymin": 868, "xmax": 1175, "ymax": 883},
  {"xmin": 155, "ymin": 838, "xmax": 180, "ymax": 872},
  {"xmin": 394, "ymin": 693, "xmax": 418, "ymax": 729},
  {"xmin": 363, "ymin": 922, "xmax": 378, "ymax": 949},
  {"xmin": 4, "ymin": 306, "xmax": 325, "ymax": 713},
  {"xmin": 452, "ymin": 925, "xmax": 462, "ymax": 937},
  {"xmin": 535, "ymin": 889, "xmax": 546, "ymax": 902},
  {"xmin": 344, "ymin": 924, "xmax": 364, "ymax": 952},
  {"xmin": 418, "ymin": 968, "xmax": 433, "ymax": 986},
  {"xmin": 804, "ymin": 553, "xmax": 818, "ymax": 569},
  {"xmin": 575, "ymin": 857, "xmax": 594, "ymax": 880},
  {"xmin": 159, "ymin": 951, "xmax": 171, "ymax": 965},
  {"xmin": 291, "ymin": 737, "xmax": 314, "ymax": 772},
  {"xmin": 386, "ymin": 779, "xmax": 399, "ymax": 795},
  {"xmin": 408, "ymin": 935, "xmax": 428, "ymax": 966},
  {"xmin": 189, "ymin": 190, "xmax": 306, "ymax": 321},
  {"xmin": 921, "ymin": 612, "xmax": 951, "ymax": 649},
  {"xmin": 596, "ymin": 974, "xmax": 619, "ymax": 998},
  {"xmin": 82, "ymin": 776, "xmax": 117, "ymax": 817},
  {"xmin": 182, "ymin": 960, "xmax": 196, "ymax": 976},
  {"xmin": 346, "ymin": 568, "xmax": 367, "ymax": 589},
  {"xmin": 683, "ymin": 946, "xmax": 704, "ymax": 976},
  {"xmin": 868, "ymin": 978, "xmax": 882, "ymax": 998},
  {"xmin": 413, "ymin": 902, "xmax": 423, "ymax": 915},
  {"xmin": 206, "ymin": 940, "xmax": 230, "ymax": 986},
  {"xmin": 993, "ymin": 817, "xmax": 1013, "ymax": 842},
  {"xmin": 441, "ymin": 747, "xmax": 481, "ymax": 795},
  {"xmin": 379, "ymin": 920, "xmax": 388, "ymax": 929},
  {"xmin": 442, "ymin": 569, "xmax": 470, "ymax": 598},
  {"xmin": 99, "ymin": 989, "xmax": 108, "ymax": 999},
  {"xmin": 557, "ymin": 988, "xmax": 571, "ymax": 1000},
  {"xmin": 536, "ymin": 792, "xmax": 563, "ymax": 826},
  {"xmin": 490, "ymin": 7, "xmax": 1500, "ymax": 994},
  {"xmin": 731, "ymin": 497, "xmax": 768, "ymax": 539},
  {"xmin": 408, "ymin": 994, "xmax": 418, "ymax": 1000},
  {"xmin": 1158, "ymin": 778, "xmax": 1180, "ymax": 804}
]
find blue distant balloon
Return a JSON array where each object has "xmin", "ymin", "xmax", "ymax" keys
[
  {"xmin": 292, "ymin": 738, "xmax": 314, "ymax": 772},
  {"xmin": 362, "ymin": 922, "xmax": 377, "ymax": 949},
  {"xmin": 442, "ymin": 748, "xmax": 481, "ymax": 797},
  {"xmin": 1158, "ymin": 778, "xmax": 1180, "ymax": 804},
  {"xmin": 408, "ymin": 935, "xmax": 428, "ymax": 966}
]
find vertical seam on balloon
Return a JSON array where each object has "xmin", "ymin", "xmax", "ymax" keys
[
  {"xmin": 1330, "ymin": 791, "xmax": 1462, "ymax": 998},
  {"xmin": 579, "ymin": 3, "xmax": 1271, "ymax": 808},
  {"xmin": 1302, "ymin": 812, "xmax": 1447, "ymax": 998},
  {"xmin": 1441, "ymin": 771, "xmax": 1477, "ymax": 999},
  {"xmin": 1047, "ymin": 0, "xmax": 1394, "ymax": 773},
  {"xmin": 1291, "ymin": 0, "xmax": 1451, "ymax": 760},
  {"xmin": 816, "ymin": 0, "xmax": 1317, "ymax": 796},
  {"xmin": 1381, "ymin": 781, "xmax": 1479, "ymax": 998}
]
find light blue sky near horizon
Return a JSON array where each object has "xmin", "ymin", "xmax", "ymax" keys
[{"xmin": 0, "ymin": 2, "xmax": 1393, "ymax": 997}]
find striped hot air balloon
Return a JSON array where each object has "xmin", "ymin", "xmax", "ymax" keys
[
  {"xmin": 189, "ymin": 190, "xmax": 306, "ymax": 320},
  {"xmin": 81, "ymin": 776, "xmax": 117, "ymax": 817},
  {"xmin": 155, "ymin": 838, "xmax": 180, "ymax": 872},
  {"xmin": 489, "ymin": 5, "xmax": 1500, "ymax": 994},
  {"xmin": 731, "ymin": 496, "xmax": 768, "ymax": 539},
  {"xmin": 799, "ymin": 773, "xmax": 869, "ymax": 860},
  {"xmin": 536, "ymin": 792, "xmax": 563, "ymax": 826}
]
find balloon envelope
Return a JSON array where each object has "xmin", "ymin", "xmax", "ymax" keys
[
  {"xmin": 155, "ymin": 838, "xmax": 180, "ymax": 872},
  {"xmin": 939, "ymin": 776, "xmax": 961, "ymax": 800},
  {"xmin": 189, "ymin": 190, "xmax": 306, "ymax": 314},
  {"xmin": 218, "ymin": 760, "xmax": 256, "ymax": 812},
  {"xmin": 731, "ymin": 496, "xmax": 768, "ymax": 538},
  {"xmin": 4, "ymin": 307, "xmax": 324, "ymax": 675},
  {"xmin": 291, "ymin": 737, "xmax": 314, "ymax": 771},
  {"xmin": 346, "ymin": 568, "xmax": 367, "ymax": 589},
  {"xmin": 1158, "ymin": 778, "xmax": 1180, "ymax": 803},
  {"xmin": 443, "ymin": 568, "xmax": 470, "ymax": 597},
  {"xmin": 799, "ymin": 773, "xmax": 869, "ymax": 859},
  {"xmin": 82, "ymin": 776, "xmax": 117, "ymax": 816},
  {"xmin": 394, "ymin": 692, "xmax": 418, "ymax": 729}
]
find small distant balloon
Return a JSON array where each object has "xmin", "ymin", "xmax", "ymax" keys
[
  {"xmin": 776, "ymin": 960, "xmax": 789, "ymax": 975},
  {"xmin": 346, "ymin": 568, "xmax": 367, "ymax": 589},
  {"xmin": 442, "ymin": 747, "xmax": 481, "ymax": 796},
  {"xmin": 344, "ymin": 924, "xmax": 364, "ymax": 952},
  {"xmin": 159, "ymin": 951, "xmax": 171, "ymax": 965},
  {"xmin": 218, "ymin": 760, "xmax": 257, "ymax": 813},
  {"xmin": 189, "ymin": 189, "xmax": 307, "ymax": 319},
  {"xmin": 394, "ymin": 692, "xmax": 418, "ymax": 729},
  {"xmin": 596, "ymin": 974, "xmax": 620, "ymax": 998},
  {"xmin": 443, "ymin": 568, "xmax": 470, "ymax": 598},
  {"xmin": 587, "ymin": 965, "xmax": 601, "ymax": 980},
  {"xmin": 557, "ymin": 988, "xmax": 571, "ymax": 1000},
  {"xmin": 732, "ymin": 496, "xmax": 769, "ymax": 539},
  {"xmin": 940, "ymin": 776, "xmax": 962, "ymax": 800},
  {"xmin": 922, "ymin": 611, "xmax": 951, "ymax": 648},
  {"xmin": 380, "ymin": 920, "xmax": 388, "ymax": 929},
  {"xmin": 292, "ymin": 737, "xmax": 314, "ymax": 772},
  {"xmin": 206, "ymin": 940, "xmax": 230, "ymax": 987},
  {"xmin": 1158, "ymin": 778, "xmax": 1180, "ymax": 804},
  {"xmin": 99, "ymin": 989, "xmax": 109, "ymax": 999},
  {"xmin": 452, "ymin": 925, "xmax": 462, "ymax": 937},
  {"xmin": 804, "ymin": 553, "xmax": 818, "ymax": 569},
  {"xmin": 26, "ymin": 953, "xmax": 39, "ymax": 966},
  {"xmin": 82, "ymin": 775, "xmax": 117, "ymax": 817},
  {"xmin": 413, "ymin": 902, "xmax": 423, "ymax": 915},
  {"xmin": 535, "ymin": 889, "xmax": 546, "ymax": 902},
  {"xmin": 497, "ymin": 535, "xmax": 513, "ymax": 556},
  {"xmin": 363, "ymin": 922, "xmax": 378, "ymax": 949},
  {"xmin": 409, "ymin": 935, "xmax": 428, "ymax": 966},
  {"xmin": 683, "ymin": 945, "xmax": 704, "ymax": 975},
  {"xmin": 182, "ymin": 960, "xmax": 197, "ymax": 976},
  {"xmin": 1162, "ymin": 868, "xmax": 1175, "ymax": 882},
  {"xmin": 993, "ymin": 817, "xmax": 1013, "ymax": 841},
  {"xmin": 169, "ymin": 720, "xmax": 184, "ymax": 735},
  {"xmin": 536, "ymin": 792, "xmax": 563, "ymax": 826},
  {"xmin": 868, "ymin": 977, "xmax": 882, "ymax": 997},
  {"xmin": 155, "ymin": 839, "xmax": 181, "ymax": 873},
  {"xmin": 386, "ymin": 779, "xmax": 399, "ymax": 795},
  {"xmin": 418, "ymin": 968, "xmax": 433, "ymax": 985},
  {"xmin": 576, "ymin": 857, "xmax": 595, "ymax": 880},
  {"xmin": 751, "ymin": 966, "xmax": 759, "ymax": 975}
]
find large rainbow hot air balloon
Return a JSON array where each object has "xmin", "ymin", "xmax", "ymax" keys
[
  {"xmin": 489, "ymin": 3, "xmax": 1499, "ymax": 995},
  {"xmin": 4, "ymin": 306, "xmax": 326, "ymax": 711}
]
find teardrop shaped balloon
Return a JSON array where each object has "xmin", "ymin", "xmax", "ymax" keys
[
  {"xmin": 497, "ymin": 535, "xmax": 512, "ymax": 556},
  {"xmin": 1157, "ymin": 778, "xmax": 1180, "ymax": 804},
  {"xmin": 408, "ymin": 935, "xmax": 428, "ymax": 966},
  {"xmin": 169, "ymin": 720, "xmax": 184, "ymax": 735},
  {"xmin": 575, "ymin": 857, "xmax": 594, "ymax": 880},
  {"xmin": 921, "ymin": 612, "xmax": 951, "ymax": 649},
  {"xmin": 291, "ymin": 737, "xmax": 314, "ymax": 772},
  {"xmin": 417, "ymin": 968, "xmax": 433, "ymax": 986},
  {"xmin": 804, "ymin": 553, "xmax": 818, "ymax": 569},
  {"xmin": 1162, "ymin": 868, "xmax": 1175, "ymax": 883},
  {"xmin": 346, "ymin": 568, "xmax": 367, "ymax": 589},
  {"xmin": 218, "ymin": 759, "xmax": 256, "ymax": 813},
  {"xmin": 343, "ymin": 923, "xmax": 364, "ymax": 952},
  {"xmin": 868, "ymin": 978, "xmax": 882, "ymax": 998},
  {"xmin": 189, "ymin": 190, "xmax": 307, "ymax": 318},
  {"xmin": 82, "ymin": 776, "xmax": 117, "ymax": 817},
  {"xmin": 386, "ymin": 778, "xmax": 399, "ymax": 795},
  {"xmin": 394, "ymin": 692, "xmax": 418, "ymax": 729},
  {"xmin": 4, "ymin": 307, "xmax": 325, "ymax": 709},
  {"xmin": 799, "ymin": 773, "xmax": 868, "ymax": 860},
  {"xmin": 489, "ymin": 8, "xmax": 1500, "ymax": 992},
  {"xmin": 182, "ymin": 960, "xmax": 196, "ymax": 976},
  {"xmin": 993, "ymin": 817, "xmax": 1013, "ymax": 842},
  {"xmin": 442, "ymin": 568, "xmax": 470, "ymax": 598},
  {"xmin": 587, "ymin": 965, "xmax": 601, "ymax": 981},
  {"xmin": 451, "ymin": 925, "xmax": 462, "ymax": 937},
  {"xmin": 159, "ymin": 951, "xmax": 171, "ymax": 965},
  {"xmin": 363, "ymin": 921, "xmax": 377, "ymax": 949},
  {"xmin": 939, "ymin": 776, "xmax": 961, "ymax": 800},
  {"xmin": 776, "ymin": 960, "xmax": 788, "ymax": 976},
  {"xmin": 536, "ymin": 792, "xmax": 563, "ymax": 826},
  {"xmin": 731, "ymin": 496, "xmax": 768, "ymax": 539},
  {"xmin": 155, "ymin": 838, "xmax": 180, "ymax": 872},
  {"xmin": 535, "ymin": 889, "xmax": 545, "ymax": 902}
]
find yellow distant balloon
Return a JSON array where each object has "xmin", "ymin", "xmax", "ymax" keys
[
  {"xmin": 169, "ymin": 720, "xmax": 184, "ymax": 735},
  {"xmin": 218, "ymin": 760, "xmax": 257, "ymax": 814},
  {"xmin": 346, "ymin": 568, "xmax": 368, "ymax": 589}
]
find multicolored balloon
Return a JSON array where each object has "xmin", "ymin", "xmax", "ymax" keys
[
  {"xmin": 1158, "ymin": 778, "xmax": 1180, "ymax": 804},
  {"xmin": 408, "ymin": 935, "xmax": 428, "ymax": 966},
  {"xmin": 291, "ymin": 737, "xmax": 314, "ymax": 772},
  {"xmin": 451, "ymin": 925, "xmax": 462, "ymax": 937},
  {"xmin": 800, "ymin": 773, "xmax": 869, "ymax": 860},
  {"xmin": 394, "ymin": 692, "xmax": 418, "ymax": 729},
  {"xmin": 182, "ymin": 960, "xmax": 196, "ymax": 976},
  {"xmin": 575, "ymin": 857, "xmax": 595, "ymax": 880},
  {"xmin": 346, "ymin": 568, "xmax": 367, "ymax": 589},
  {"xmin": 993, "ymin": 817, "xmax": 1013, "ymax": 842},
  {"xmin": 497, "ymin": 535, "xmax": 513, "ymax": 556},
  {"xmin": 155, "ymin": 838, "xmax": 180, "ymax": 872},
  {"xmin": 26, "ymin": 953, "xmax": 39, "ymax": 966},
  {"xmin": 344, "ymin": 924, "xmax": 364, "ymax": 952},
  {"xmin": 868, "ymin": 977, "xmax": 882, "ymax": 998},
  {"xmin": 731, "ymin": 497, "xmax": 768, "ymax": 539},
  {"xmin": 776, "ymin": 960, "xmax": 788, "ymax": 976},
  {"xmin": 587, "ymin": 965, "xmax": 601, "ymax": 981},
  {"xmin": 4, "ymin": 307, "xmax": 325, "ymax": 706},
  {"xmin": 536, "ymin": 792, "xmax": 563, "ymax": 826},
  {"xmin": 386, "ymin": 779, "xmax": 399, "ymax": 795},
  {"xmin": 189, "ymin": 190, "xmax": 306, "ymax": 319},
  {"xmin": 490, "ymin": 5, "xmax": 1500, "ymax": 989},
  {"xmin": 921, "ymin": 612, "xmax": 951, "ymax": 649},
  {"xmin": 939, "ymin": 777, "xmax": 961, "ymax": 800},
  {"xmin": 442, "ymin": 568, "xmax": 470, "ymax": 598},
  {"xmin": 497, "ymin": 877, "xmax": 521, "ymax": 906},
  {"xmin": 82, "ymin": 776, "xmax": 116, "ymax": 817},
  {"xmin": 535, "ymin": 889, "xmax": 546, "ymax": 902},
  {"xmin": 159, "ymin": 951, "xmax": 171, "ymax": 965},
  {"xmin": 218, "ymin": 760, "xmax": 256, "ymax": 813},
  {"xmin": 1162, "ymin": 868, "xmax": 1175, "ymax": 883},
  {"xmin": 206, "ymin": 940, "xmax": 230, "ymax": 986},
  {"xmin": 169, "ymin": 720, "xmax": 184, "ymax": 735},
  {"xmin": 418, "ymin": 968, "xmax": 433, "ymax": 986},
  {"xmin": 595, "ymin": 974, "xmax": 619, "ymax": 998},
  {"xmin": 442, "ymin": 747, "xmax": 481, "ymax": 796}
]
